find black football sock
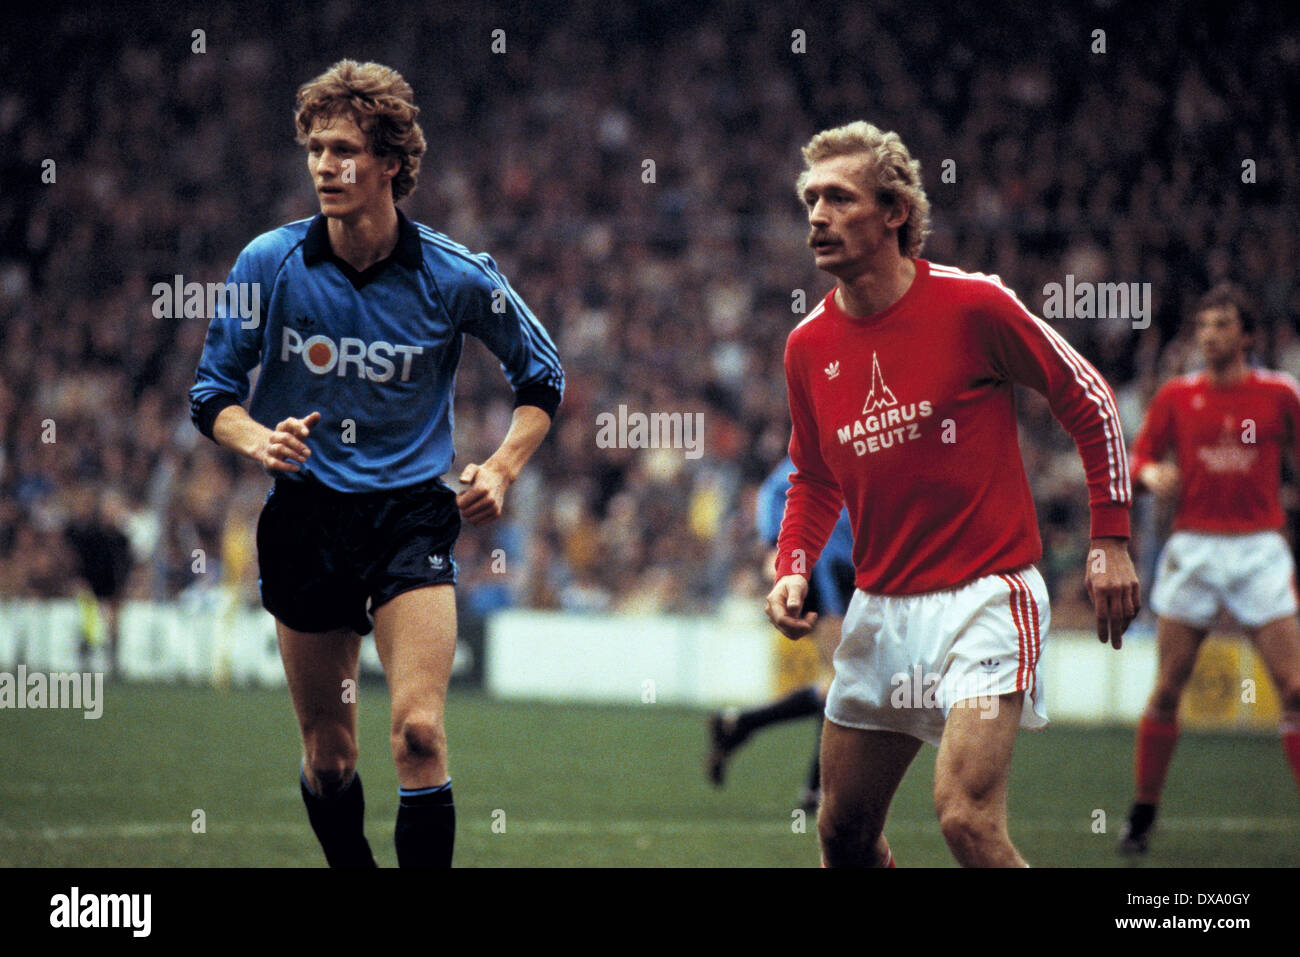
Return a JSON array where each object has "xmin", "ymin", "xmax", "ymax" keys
[
  {"xmin": 300, "ymin": 769, "xmax": 377, "ymax": 868},
  {"xmin": 395, "ymin": 781, "xmax": 455, "ymax": 868},
  {"xmin": 736, "ymin": 685, "xmax": 824, "ymax": 736},
  {"xmin": 1127, "ymin": 801, "xmax": 1157, "ymax": 832}
]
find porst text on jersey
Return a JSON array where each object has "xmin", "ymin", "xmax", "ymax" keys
[
  {"xmin": 837, "ymin": 401, "xmax": 933, "ymax": 456},
  {"xmin": 281, "ymin": 326, "xmax": 423, "ymax": 383}
]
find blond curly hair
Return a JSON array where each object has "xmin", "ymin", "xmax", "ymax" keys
[
  {"xmin": 796, "ymin": 121, "xmax": 932, "ymax": 258},
  {"xmin": 295, "ymin": 60, "xmax": 426, "ymax": 201}
]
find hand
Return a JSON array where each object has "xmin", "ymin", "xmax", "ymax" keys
[
  {"xmin": 1084, "ymin": 537, "xmax": 1141, "ymax": 649},
  {"xmin": 256, "ymin": 412, "xmax": 320, "ymax": 473},
  {"xmin": 456, "ymin": 461, "xmax": 511, "ymax": 526},
  {"xmin": 1139, "ymin": 462, "xmax": 1179, "ymax": 499},
  {"xmin": 764, "ymin": 575, "xmax": 818, "ymax": 640}
]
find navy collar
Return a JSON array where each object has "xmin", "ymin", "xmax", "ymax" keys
[{"xmin": 302, "ymin": 208, "xmax": 423, "ymax": 287}]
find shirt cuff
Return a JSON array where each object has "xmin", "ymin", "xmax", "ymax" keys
[
  {"xmin": 1089, "ymin": 502, "xmax": 1131, "ymax": 540},
  {"xmin": 513, "ymin": 383, "xmax": 562, "ymax": 420},
  {"xmin": 775, "ymin": 550, "xmax": 813, "ymax": 580},
  {"xmin": 194, "ymin": 394, "xmax": 241, "ymax": 442}
]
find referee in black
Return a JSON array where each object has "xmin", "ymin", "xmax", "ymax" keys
[{"xmin": 189, "ymin": 60, "xmax": 563, "ymax": 867}]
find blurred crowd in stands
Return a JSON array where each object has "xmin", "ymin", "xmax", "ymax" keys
[{"xmin": 2, "ymin": 0, "xmax": 1297, "ymax": 628}]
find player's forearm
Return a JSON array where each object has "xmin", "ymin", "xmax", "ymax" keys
[
  {"xmin": 213, "ymin": 404, "xmax": 272, "ymax": 463},
  {"xmin": 483, "ymin": 405, "xmax": 552, "ymax": 482},
  {"xmin": 775, "ymin": 486, "xmax": 841, "ymax": 580}
]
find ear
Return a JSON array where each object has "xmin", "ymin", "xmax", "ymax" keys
[
  {"xmin": 886, "ymin": 196, "xmax": 911, "ymax": 232},
  {"xmin": 382, "ymin": 155, "xmax": 401, "ymax": 183}
]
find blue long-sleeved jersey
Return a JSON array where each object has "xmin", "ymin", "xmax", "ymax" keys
[
  {"xmin": 189, "ymin": 211, "xmax": 563, "ymax": 492},
  {"xmin": 758, "ymin": 456, "xmax": 854, "ymax": 616}
]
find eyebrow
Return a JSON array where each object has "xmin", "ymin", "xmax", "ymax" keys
[
  {"xmin": 804, "ymin": 182, "xmax": 853, "ymax": 199},
  {"xmin": 306, "ymin": 128, "xmax": 363, "ymax": 146}
]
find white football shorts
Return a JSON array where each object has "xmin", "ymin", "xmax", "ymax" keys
[
  {"xmin": 1149, "ymin": 530, "xmax": 1298, "ymax": 630},
  {"xmin": 825, "ymin": 566, "xmax": 1050, "ymax": 747}
]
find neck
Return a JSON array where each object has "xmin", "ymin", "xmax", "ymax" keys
[
  {"xmin": 327, "ymin": 202, "xmax": 400, "ymax": 272},
  {"xmin": 834, "ymin": 255, "xmax": 916, "ymax": 318},
  {"xmin": 1207, "ymin": 355, "xmax": 1249, "ymax": 386}
]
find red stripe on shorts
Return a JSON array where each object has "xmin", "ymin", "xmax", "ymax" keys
[
  {"xmin": 999, "ymin": 573, "xmax": 1029, "ymax": 691},
  {"xmin": 1012, "ymin": 572, "xmax": 1042, "ymax": 696}
]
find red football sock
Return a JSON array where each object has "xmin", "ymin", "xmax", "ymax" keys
[
  {"xmin": 1281, "ymin": 720, "xmax": 1300, "ymax": 799},
  {"xmin": 1134, "ymin": 714, "xmax": 1180, "ymax": 805}
]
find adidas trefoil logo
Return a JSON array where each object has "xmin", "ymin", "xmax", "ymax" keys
[{"xmin": 824, "ymin": 361, "xmax": 840, "ymax": 380}]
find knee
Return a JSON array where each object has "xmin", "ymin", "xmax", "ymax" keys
[
  {"xmin": 1148, "ymin": 691, "xmax": 1181, "ymax": 718},
  {"xmin": 392, "ymin": 712, "xmax": 446, "ymax": 771},
  {"xmin": 305, "ymin": 758, "xmax": 357, "ymax": 798},
  {"xmin": 935, "ymin": 796, "xmax": 996, "ymax": 856},
  {"xmin": 817, "ymin": 806, "xmax": 884, "ymax": 867},
  {"xmin": 1149, "ymin": 679, "xmax": 1187, "ymax": 716},
  {"xmin": 302, "ymin": 729, "xmax": 358, "ymax": 796}
]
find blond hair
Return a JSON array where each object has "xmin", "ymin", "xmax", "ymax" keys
[
  {"xmin": 796, "ymin": 121, "xmax": 931, "ymax": 258},
  {"xmin": 295, "ymin": 60, "xmax": 426, "ymax": 201}
]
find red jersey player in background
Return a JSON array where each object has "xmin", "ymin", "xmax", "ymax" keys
[
  {"xmin": 1119, "ymin": 283, "xmax": 1300, "ymax": 854},
  {"xmin": 765, "ymin": 121, "xmax": 1140, "ymax": 868}
]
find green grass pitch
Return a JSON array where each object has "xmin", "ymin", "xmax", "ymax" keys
[{"xmin": 2, "ymin": 683, "xmax": 1296, "ymax": 867}]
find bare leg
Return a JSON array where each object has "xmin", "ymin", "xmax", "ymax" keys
[
  {"xmin": 371, "ymin": 585, "xmax": 458, "ymax": 788},
  {"xmin": 372, "ymin": 584, "xmax": 459, "ymax": 868},
  {"xmin": 818, "ymin": 720, "xmax": 922, "ymax": 867},
  {"xmin": 277, "ymin": 622, "xmax": 363, "ymax": 794},
  {"xmin": 277, "ymin": 620, "xmax": 374, "ymax": 867},
  {"xmin": 933, "ymin": 692, "xmax": 1026, "ymax": 867},
  {"xmin": 1145, "ymin": 617, "xmax": 1210, "ymax": 723},
  {"xmin": 1247, "ymin": 615, "xmax": 1300, "ymax": 796}
]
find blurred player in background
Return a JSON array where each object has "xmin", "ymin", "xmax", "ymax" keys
[
  {"xmin": 706, "ymin": 455, "xmax": 854, "ymax": 811},
  {"xmin": 64, "ymin": 488, "xmax": 133, "ymax": 679},
  {"xmin": 189, "ymin": 60, "xmax": 563, "ymax": 867},
  {"xmin": 766, "ymin": 121, "xmax": 1139, "ymax": 867},
  {"xmin": 1119, "ymin": 283, "xmax": 1300, "ymax": 854}
]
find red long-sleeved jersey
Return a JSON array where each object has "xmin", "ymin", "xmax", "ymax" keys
[
  {"xmin": 1130, "ymin": 369, "xmax": 1300, "ymax": 533},
  {"xmin": 776, "ymin": 260, "xmax": 1131, "ymax": 595}
]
